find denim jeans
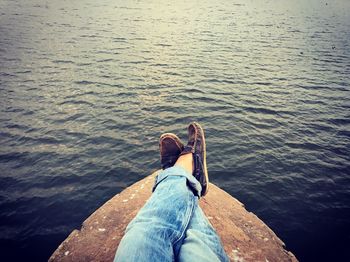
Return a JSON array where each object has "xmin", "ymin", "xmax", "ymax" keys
[{"xmin": 114, "ymin": 166, "xmax": 229, "ymax": 262}]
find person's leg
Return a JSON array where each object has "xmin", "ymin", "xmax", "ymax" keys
[
  {"xmin": 115, "ymin": 123, "xmax": 229, "ymax": 261},
  {"xmin": 177, "ymin": 205, "xmax": 230, "ymax": 262},
  {"xmin": 176, "ymin": 123, "xmax": 229, "ymax": 261},
  {"xmin": 114, "ymin": 164, "xmax": 201, "ymax": 262}
]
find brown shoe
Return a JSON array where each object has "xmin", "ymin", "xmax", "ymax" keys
[
  {"xmin": 159, "ymin": 133, "xmax": 184, "ymax": 170},
  {"xmin": 180, "ymin": 122, "xmax": 209, "ymax": 196}
]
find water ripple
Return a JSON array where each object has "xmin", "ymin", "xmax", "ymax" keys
[{"xmin": 1, "ymin": 0, "xmax": 350, "ymax": 261}]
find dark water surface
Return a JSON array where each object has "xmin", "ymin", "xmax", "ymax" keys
[{"xmin": 1, "ymin": 0, "xmax": 350, "ymax": 261}]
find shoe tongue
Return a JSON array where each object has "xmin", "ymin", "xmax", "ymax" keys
[
  {"xmin": 187, "ymin": 140, "xmax": 195, "ymax": 147},
  {"xmin": 180, "ymin": 145, "xmax": 193, "ymax": 155}
]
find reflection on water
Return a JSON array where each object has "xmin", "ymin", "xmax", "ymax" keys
[{"xmin": 0, "ymin": 0, "xmax": 350, "ymax": 261}]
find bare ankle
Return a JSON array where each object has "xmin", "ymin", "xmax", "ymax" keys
[{"xmin": 174, "ymin": 153, "xmax": 194, "ymax": 174}]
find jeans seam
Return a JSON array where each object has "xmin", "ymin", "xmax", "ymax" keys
[{"xmin": 171, "ymin": 190, "xmax": 195, "ymax": 246}]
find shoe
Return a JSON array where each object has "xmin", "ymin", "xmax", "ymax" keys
[
  {"xmin": 159, "ymin": 133, "xmax": 184, "ymax": 170},
  {"xmin": 180, "ymin": 122, "xmax": 209, "ymax": 196}
]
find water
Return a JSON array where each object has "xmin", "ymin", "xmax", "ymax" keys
[{"xmin": 1, "ymin": 0, "xmax": 349, "ymax": 261}]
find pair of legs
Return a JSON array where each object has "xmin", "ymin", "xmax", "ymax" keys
[{"xmin": 114, "ymin": 124, "xmax": 229, "ymax": 261}]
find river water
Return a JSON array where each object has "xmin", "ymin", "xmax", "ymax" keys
[{"xmin": 0, "ymin": 0, "xmax": 349, "ymax": 261}]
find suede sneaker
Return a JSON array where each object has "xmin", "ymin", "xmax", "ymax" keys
[
  {"xmin": 180, "ymin": 122, "xmax": 209, "ymax": 196},
  {"xmin": 159, "ymin": 133, "xmax": 184, "ymax": 170}
]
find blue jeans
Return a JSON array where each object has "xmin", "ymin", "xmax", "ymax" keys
[{"xmin": 114, "ymin": 166, "xmax": 229, "ymax": 262}]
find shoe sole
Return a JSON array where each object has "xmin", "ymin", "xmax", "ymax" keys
[{"xmin": 192, "ymin": 122, "xmax": 209, "ymax": 196}]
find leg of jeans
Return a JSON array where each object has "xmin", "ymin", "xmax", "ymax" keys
[
  {"xmin": 114, "ymin": 166, "xmax": 201, "ymax": 262},
  {"xmin": 177, "ymin": 205, "xmax": 230, "ymax": 262}
]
